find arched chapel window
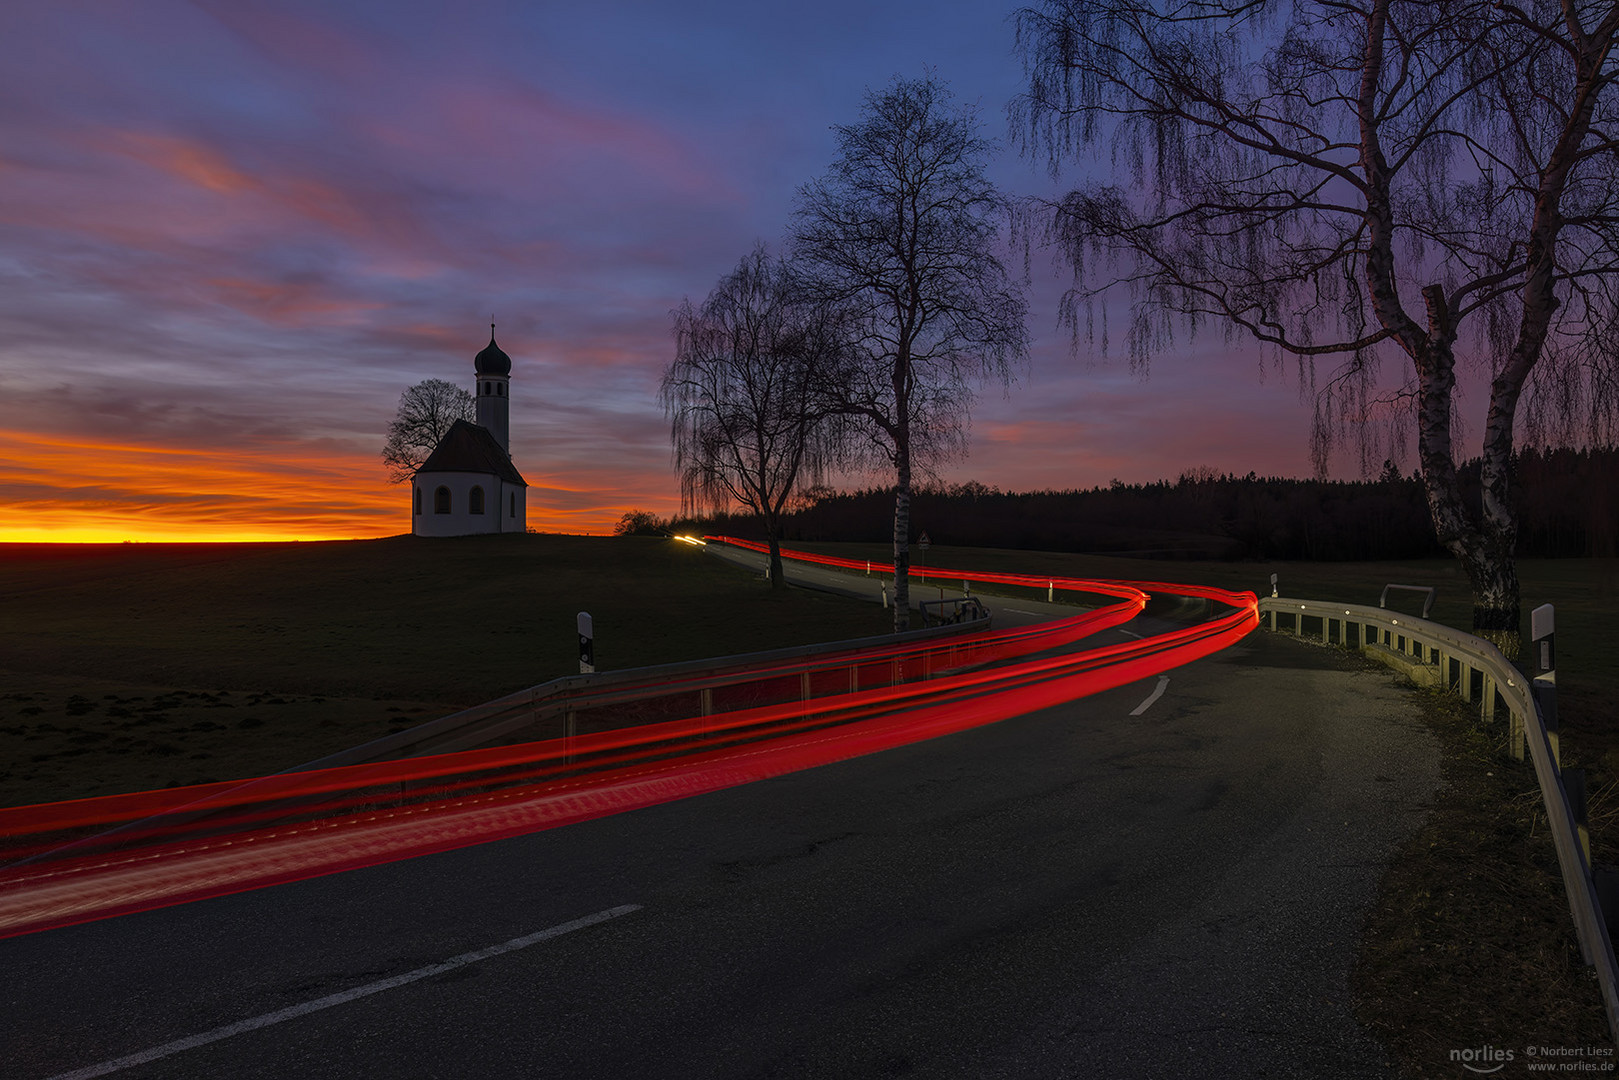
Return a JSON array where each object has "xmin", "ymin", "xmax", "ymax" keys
[
  {"xmin": 497, "ymin": 384, "xmax": 504, "ymax": 396},
  {"xmin": 434, "ymin": 486, "xmax": 451, "ymax": 514},
  {"xmin": 509, "ymin": 492, "xmax": 516, "ymax": 517},
  {"xmin": 470, "ymin": 486, "xmax": 485, "ymax": 515},
  {"xmin": 414, "ymin": 487, "xmax": 422, "ymax": 516}
]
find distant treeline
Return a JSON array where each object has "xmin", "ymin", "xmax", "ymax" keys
[{"xmin": 644, "ymin": 446, "xmax": 1617, "ymax": 561}]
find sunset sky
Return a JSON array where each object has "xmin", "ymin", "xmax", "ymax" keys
[{"xmin": 0, "ymin": 1, "xmax": 1447, "ymax": 542}]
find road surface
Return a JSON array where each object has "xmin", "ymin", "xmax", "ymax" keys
[{"xmin": 4, "ymin": 617, "xmax": 1440, "ymax": 1079}]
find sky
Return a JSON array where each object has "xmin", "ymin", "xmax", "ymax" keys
[{"xmin": 0, "ymin": 0, "xmax": 1440, "ymax": 542}]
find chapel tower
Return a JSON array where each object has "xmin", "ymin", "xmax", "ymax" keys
[{"xmin": 474, "ymin": 324, "xmax": 511, "ymax": 454}]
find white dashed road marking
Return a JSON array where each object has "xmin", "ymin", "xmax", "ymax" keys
[
  {"xmin": 1130, "ymin": 676, "xmax": 1171, "ymax": 716},
  {"xmin": 48, "ymin": 905, "xmax": 642, "ymax": 1080}
]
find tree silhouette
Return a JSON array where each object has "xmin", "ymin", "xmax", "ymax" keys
[
  {"xmin": 1014, "ymin": 0, "xmax": 1619, "ymax": 647},
  {"xmin": 793, "ymin": 74, "xmax": 1029, "ymax": 629},
  {"xmin": 381, "ymin": 378, "xmax": 475, "ymax": 484},
  {"xmin": 661, "ymin": 245, "xmax": 844, "ymax": 588}
]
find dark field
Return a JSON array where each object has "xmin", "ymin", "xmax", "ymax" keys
[{"xmin": 0, "ymin": 534, "xmax": 890, "ymax": 808}]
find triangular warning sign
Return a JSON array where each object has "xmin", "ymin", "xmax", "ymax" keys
[{"xmin": 917, "ymin": 532, "xmax": 931, "ymax": 546}]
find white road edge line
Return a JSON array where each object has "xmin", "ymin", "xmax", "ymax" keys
[
  {"xmin": 1130, "ymin": 676, "xmax": 1171, "ymax": 716},
  {"xmin": 1118, "ymin": 628, "xmax": 1143, "ymax": 639},
  {"xmin": 48, "ymin": 904, "xmax": 643, "ymax": 1080}
]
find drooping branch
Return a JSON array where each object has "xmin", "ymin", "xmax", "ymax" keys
[{"xmin": 1014, "ymin": 0, "xmax": 1619, "ymax": 635}]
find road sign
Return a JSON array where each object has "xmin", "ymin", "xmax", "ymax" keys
[{"xmin": 917, "ymin": 532, "xmax": 931, "ymax": 550}]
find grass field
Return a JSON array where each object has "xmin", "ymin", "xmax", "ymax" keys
[{"xmin": 0, "ymin": 534, "xmax": 890, "ymax": 808}]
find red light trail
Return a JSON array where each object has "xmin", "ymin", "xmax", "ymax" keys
[{"xmin": 0, "ymin": 542, "xmax": 1256, "ymax": 939}]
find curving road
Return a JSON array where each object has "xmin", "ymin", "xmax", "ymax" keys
[{"xmin": 1, "ymin": 547, "xmax": 1442, "ymax": 1079}]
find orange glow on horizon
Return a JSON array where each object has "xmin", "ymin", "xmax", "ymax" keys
[{"xmin": 1, "ymin": 430, "xmax": 668, "ymax": 543}]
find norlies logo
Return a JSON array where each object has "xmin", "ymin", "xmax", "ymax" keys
[{"xmin": 1452, "ymin": 1045, "xmax": 1516, "ymax": 1073}]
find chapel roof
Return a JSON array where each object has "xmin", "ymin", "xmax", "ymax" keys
[{"xmin": 416, "ymin": 420, "xmax": 527, "ymax": 486}]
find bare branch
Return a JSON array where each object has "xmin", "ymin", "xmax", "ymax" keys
[
  {"xmin": 381, "ymin": 379, "xmax": 475, "ymax": 484},
  {"xmin": 791, "ymin": 73, "xmax": 1030, "ymax": 629},
  {"xmin": 1014, "ymin": 0, "xmax": 1619, "ymax": 636}
]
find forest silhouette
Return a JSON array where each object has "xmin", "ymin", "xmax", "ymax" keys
[{"xmin": 645, "ymin": 446, "xmax": 1618, "ymax": 562}]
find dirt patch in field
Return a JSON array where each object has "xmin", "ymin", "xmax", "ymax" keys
[{"xmin": 0, "ymin": 671, "xmax": 444, "ymax": 807}]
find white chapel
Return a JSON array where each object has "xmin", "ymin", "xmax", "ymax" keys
[{"xmin": 411, "ymin": 328, "xmax": 528, "ymax": 536}]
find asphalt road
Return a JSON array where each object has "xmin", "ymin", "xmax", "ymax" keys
[
  {"xmin": 4, "ymin": 621, "xmax": 1441, "ymax": 1079},
  {"xmin": 697, "ymin": 540, "xmax": 1199, "ymax": 632}
]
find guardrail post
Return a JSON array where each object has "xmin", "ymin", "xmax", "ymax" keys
[
  {"xmin": 1048, "ymin": 580, "xmax": 1054, "ymax": 602},
  {"xmin": 1567, "ymin": 767, "xmax": 1592, "ymax": 865},
  {"xmin": 1321, "ymin": 616, "xmax": 1330, "ymax": 645},
  {"xmin": 1597, "ymin": 870, "xmax": 1619, "ymax": 941}
]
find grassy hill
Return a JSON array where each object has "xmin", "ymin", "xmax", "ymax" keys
[{"xmin": 0, "ymin": 533, "xmax": 890, "ymax": 807}]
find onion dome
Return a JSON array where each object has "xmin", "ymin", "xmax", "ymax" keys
[{"xmin": 474, "ymin": 325, "xmax": 511, "ymax": 376}]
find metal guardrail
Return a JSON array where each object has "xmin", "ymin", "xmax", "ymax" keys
[
  {"xmin": 1, "ymin": 616, "xmax": 1002, "ymax": 876},
  {"xmin": 1259, "ymin": 596, "xmax": 1619, "ymax": 1037},
  {"xmin": 918, "ymin": 596, "xmax": 989, "ymax": 627},
  {"xmin": 289, "ymin": 615, "xmax": 995, "ymax": 773},
  {"xmin": 1379, "ymin": 582, "xmax": 1437, "ymax": 620}
]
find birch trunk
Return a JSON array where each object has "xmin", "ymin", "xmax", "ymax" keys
[
  {"xmin": 1412, "ymin": 333, "xmax": 1521, "ymax": 651},
  {"xmin": 767, "ymin": 530, "xmax": 785, "ymax": 591},
  {"xmin": 1356, "ymin": 0, "xmax": 1531, "ymax": 653},
  {"xmin": 892, "ymin": 443, "xmax": 912, "ymax": 633}
]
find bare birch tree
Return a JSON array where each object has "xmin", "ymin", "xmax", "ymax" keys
[
  {"xmin": 381, "ymin": 378, "xmax": 475, "ymax": 484},
  {"xmin": 1014, "ymin": 0, "xmax": 1619, "ymax": 649},
  {"xmin": 661, "ymin": 244, "xmax": 844, "ymax": 589},
  {"xmin": 793, "ymin": 74, "xmax": 1030, "ymax": 631}
]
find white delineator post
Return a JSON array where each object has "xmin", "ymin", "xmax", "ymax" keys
[
  {"xmin": 1533, "ymin": 603, "xmax": 1557, "ymax": 766},
  {"xmin": 578, "ymin": 611, "xmax": 594, "ymax": 675}
]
